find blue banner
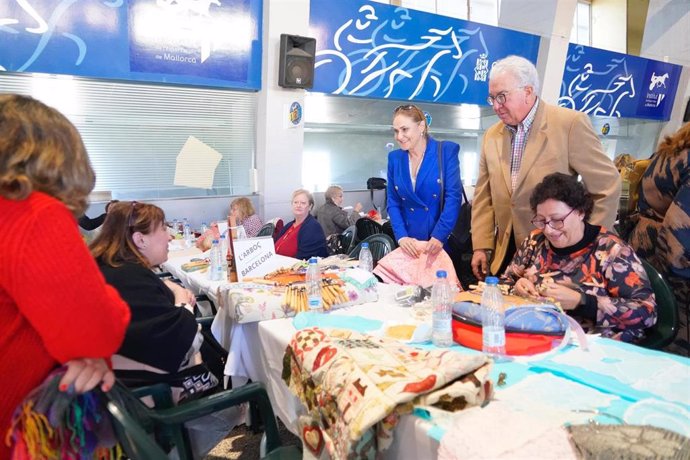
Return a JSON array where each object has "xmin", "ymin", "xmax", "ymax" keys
[
  {"xmin": 309, "ymin": 0, "xmax": 540, "ymax": 105},
  {"xmin": 0, "ymin": 0, "xmax": 262, "ymax": 90},
  {"xmin": 559, "ymin": 44, "xmax": 681, "ymax": 121}
]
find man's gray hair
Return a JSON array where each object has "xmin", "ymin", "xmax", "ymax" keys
[{"xmin": 490, "ymin": 55, "xmax": 541, "ymax": 94}]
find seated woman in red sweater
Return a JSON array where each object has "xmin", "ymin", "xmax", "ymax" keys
[
  {"xmin": 275, "ymin": 189, "xmax": 328, "ymax": 260},
  {"xmin": 0, "ymin": 95, "xmax": 130, "ymax": 458}
]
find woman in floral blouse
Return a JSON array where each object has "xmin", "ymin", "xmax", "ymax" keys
[{"xmin": 501, "ymin": 173, "xmax": 657, "ymax": 343}]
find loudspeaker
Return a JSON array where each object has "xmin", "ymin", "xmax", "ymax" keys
[
  {"xmin": 683, "ymin": 98, "xmax": 690, "ymax": 123},
  {"xmin": 278, "ymin": 34, "xmax": 316, "ymax": 89}
]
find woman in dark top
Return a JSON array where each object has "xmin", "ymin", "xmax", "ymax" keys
[
  {"xmin": 502, "ymin": 173, "xmax": 656, "ymax": 343},
  {"xmin": 90, "ymin": 201, "xmax": 239, "ymax": 457},
  {"xmin": 90, "ymin": 202, "xmax": 199, "ymax": 375},
  {"xmin": 275, "ymin": 189, "xmax": 328, "ymax": 260}
]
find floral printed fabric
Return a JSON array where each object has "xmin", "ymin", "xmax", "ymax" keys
[
  {"xmin": 282, "ymin": 327, "xmax": 492, "ymax": 459},
  {"xmin": 501, "ymin": 229, "xmax": 657, "ymax": 343},
  {"xmin": 630, "ymin": 149, "xmax": 690, "ymax": 326}
]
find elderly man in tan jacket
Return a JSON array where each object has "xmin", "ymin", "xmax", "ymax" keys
[{"xmin": 471, "ymin": 55, "xmax": 620, "ymax": 279}]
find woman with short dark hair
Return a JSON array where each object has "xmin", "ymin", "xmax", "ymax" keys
[{"xmin": 502, "ymin": 173, "xmax": 657, "ymax": 342}]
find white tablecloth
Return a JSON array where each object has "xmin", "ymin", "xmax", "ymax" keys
[{"xmin": 165, "ymin": 250, "xmax": 690, "ymax": 458}]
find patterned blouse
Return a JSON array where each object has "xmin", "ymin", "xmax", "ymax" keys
[
  {"xmin": 240, "ymin": 214, "xmax": 264, "ymax": 238},
  {"xmin": 630, "ymin": 148, "xmax": 690, "ymax": 308},
  {"xmin": 501, "ymin": 225, "xmax": 657, "ymax": 343}
]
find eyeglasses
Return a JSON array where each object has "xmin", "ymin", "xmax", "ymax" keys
[
  {"xmin": 128, "ymin": 201, "xmax": 139, "ymax": 228},
  {"xmin": 486, "ymin": 87, "xmax": 523, "ymax": 106},
  {"xmin": 531, "ymin": 208, "xmax": 575, "ymax": 230}
]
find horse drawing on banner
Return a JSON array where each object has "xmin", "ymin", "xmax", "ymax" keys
[
  {"xmin": 649, "ymin": 72, "xmax": 669, "ymax": 91},
  {"xmin": 0, "ymin": 0, "xmax": 125, "ymax": 72},
  {"xmin": 559, "ymin": 46, "xmax": 636, "ymax": 118},
  {"xmin": 313, "ymin": 4, "xmax": 489, "ymax": 101}
]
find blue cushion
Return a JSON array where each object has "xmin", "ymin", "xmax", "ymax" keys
[{"xmin": 452, "ymin": 302, "xmax": 567, "ymax": 334}]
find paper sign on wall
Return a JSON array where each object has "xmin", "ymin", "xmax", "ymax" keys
[
  {"xmin": 174, "ymin": 136, "xmax": 222, "ymax": 189},
  {"xmin": 233, "ymin": 237, "xmax": 281, "ymax": 281}
]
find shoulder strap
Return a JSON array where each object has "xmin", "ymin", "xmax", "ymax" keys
[
  {"xmin": 437, "ymin": 141, "xmax": 468, "ymax": 210},
  {"xmin": 437, "ymin": 141, "xmax": 444, "ymax": 210}
]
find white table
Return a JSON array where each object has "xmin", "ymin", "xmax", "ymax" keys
[{"xmin": 165, "ymin": 251, "xmax": 690, "ymax": 458}]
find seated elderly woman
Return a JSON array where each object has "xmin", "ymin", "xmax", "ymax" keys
[
  {"xmin": 314, "ymin": 185, "xmax": 363, "ymax": 236},
  {"xmin": 90, "ymin": 201, "xmax": 240, "ymax": 457},
  {"xmin": 197, "ymin": 196, "xmax": 263, "ymax": 250},
  {"xmin": 501, "ymin": 173, "xmax": 657, "ymax": 343},
  {"xmin": 275, "ymin": 189, "xmax": 328, "ymax": 260}
]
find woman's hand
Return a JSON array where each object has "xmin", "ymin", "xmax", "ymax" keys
[
  {"xmin": 164, "ymin": 279, "xmax": 196, "ymax": 307},
  {"xmin": 354, "ymin": 202, "xmax": 363, "ymax": 213},
  {"xmin": 514, "ymin": 277, "xmax": 539, "ymax": 297},
  {"xmin": 424, "ymin": 237, "xmax": 443, "ymax": 256},
  {"xmin": 59, "ymin": 358, "xmax": 115, "ymax": 393},
  {"xmin": 540, "ymin": 279, "xmax": 582, "ymax": 310},
  {"xmin": 398, "ymin": 237, "xmax": 421, "ymax": 258}
]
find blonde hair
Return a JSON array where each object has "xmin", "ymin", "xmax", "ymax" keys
[
  {"xmin": 0, "ymin": 94, "xmax": 95, "ymax": 217},
  {"xmin": 90, "ymin": 201, "xmax": 166, "ymax": 268},
  {"xmin": 324, "ymin": 185, "xmax": 343, "ymax": 203},
  {"xmin": 657, "ymin": 122, "xmax": 690, "ymax": 158},
  {"xmin": 230, "ymin": 196, "xmax": 255, "ymax": 220},
  {"xmin": 292, "ymin": 188, "xmax": 314, "ymax": 210}
]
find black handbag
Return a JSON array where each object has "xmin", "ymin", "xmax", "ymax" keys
[
  {"xmin": 437, "ymin": 142, "xmax": 476, "ymax": 289},
  {"xmin": 367, "ymin": 177, "xmax": 387, "ymax": 211}
]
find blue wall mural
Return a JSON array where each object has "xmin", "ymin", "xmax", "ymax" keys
[
  {"xmin": 0, "ymin": 0, "xmax": 262, "ymax": 90},
  {"xmin": 309, "ymin": 0, "xmax": 540, "ymax": 106},
  {"xmin": 559, "ymin": 44, "xmax": 681, "ymax": 121}
]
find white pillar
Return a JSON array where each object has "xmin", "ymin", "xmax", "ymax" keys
[
  {"xmin": 497, "ymin": 0, "xmax": 577, "ymax": 104},
  {"xmin": 256, "ymin": 0, "xmax": 311, "ymax": 221},
  {"xmin": 640, "ymin": 0, "xmax": 690, "ymax": 138}
]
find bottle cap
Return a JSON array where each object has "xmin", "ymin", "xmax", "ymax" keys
[
  {"xmin": 361, "ymin": 242, "xmax": 369, "ymax": 249},
  {"xmin": 436, "ymin": 270, "xmax": 447, "ymax": 278},
  {"xmin": 485, "ymin": 276, "xmax": 499, "ymax": 285},
  {"xmin": 212, "ymin": 239, "xmax": 219, "ymax": 244},
  {"xmin": 308, "ymin": 257, "xmax": 318, "ymax": 264}
]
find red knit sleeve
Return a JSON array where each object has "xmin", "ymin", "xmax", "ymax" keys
[{"xmin": 5, "ymin": 194, "xmax": 130, "ymax": 363}]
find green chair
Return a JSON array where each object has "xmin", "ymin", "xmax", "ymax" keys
[
  {"xmin": 340, "ymin": 225, "xmax": 357, "ymax": 254},
  {"xmin": 348, "ymin": 233, "xmax": 395, "ymax": 267},
  {"xmin": 355, "ymin": 217, "xmax": 384, "ymax": 242},
  {"xmin": 638, "ymin": 259, "xmax": 679, "ymax": 350},
  {"xmin": 257, "ymin": 222, "xmax": 276, "ymax": 237},
  {"xmin": 106, "ymin": 394, "xmax": 169, "ymax": 460},
  {"xmin": 111, "ymin": 381, "xmax": 301, "ymax": 460}
]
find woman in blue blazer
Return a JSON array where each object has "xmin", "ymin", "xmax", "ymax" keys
[{"xmin": 387, "ymin": 105, "xmax": 462, "ymax": 258}]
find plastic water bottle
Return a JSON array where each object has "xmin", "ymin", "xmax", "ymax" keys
[
  {"xmin": 209, "ymin": 239, "xmax": 223, "ymax": 281},
  {"xmin": 306, "ymin": 257, "xmax": 323, "ymax": 313},
  {"xmin": 481, "ymin": 276, "xmax": 506, "ymax": 356},
  {"xmin": 358, "ymin": 242, "xmax": 373, "ymax": 272},
  {"xmin": 200, "ymin": 222, "xmax": 209, "ymax": 234},
  {"xmin": 183, "ymin": 219, "xmax": 192, "ymax": 246},
  {"xmin": 219, "ymin": 234, "xmax": 229, "ymax": 272},
  {"xmin": 431, "ymin": 270, "xmax": 453, "ymax": 347}
]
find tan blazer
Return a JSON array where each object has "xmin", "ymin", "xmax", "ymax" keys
[{"xmin": 472, "ymin": 100, "xmax": 621, "ymax": 275}]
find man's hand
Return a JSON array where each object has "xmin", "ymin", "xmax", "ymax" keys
[{"xmin": 471, "ymin": 249, "xmax": 489, "ymax": 280}]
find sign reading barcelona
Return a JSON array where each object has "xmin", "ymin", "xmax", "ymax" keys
[{"xmin": 308, "ymin": 0, "xmax": 540, "ymax": 106}]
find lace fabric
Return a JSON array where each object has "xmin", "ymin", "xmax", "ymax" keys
[{"xmin": 566, "ymin": 424, "xmax": 690, "ymax": 459}]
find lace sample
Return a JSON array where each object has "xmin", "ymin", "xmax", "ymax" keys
[{"xmin": 567, "ymin": 424, "xmax": 690, "ymax": 459}]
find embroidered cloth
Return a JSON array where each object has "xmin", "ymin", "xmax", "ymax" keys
[{"xmin": 282, "ymin": 327, "xmax": 492, "ymax": 459}]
